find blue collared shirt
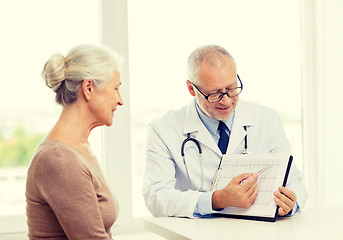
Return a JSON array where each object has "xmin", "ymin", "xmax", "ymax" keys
[
  {"xmin": 193, "ymin": 101, "xmax": 234, "ymax": 216},
  {"xmin": 194, "ymin": 101, "xmax": 235, "ymax": 144}
]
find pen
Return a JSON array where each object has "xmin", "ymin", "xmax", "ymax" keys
[{"xmin": 239, "ymin": 165, "xmax": 272, "ymax": 185}]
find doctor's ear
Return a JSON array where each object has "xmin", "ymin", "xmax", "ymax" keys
[{"xmin": 186, "ymin": 80, "xmax": 196, "ymax": 97}]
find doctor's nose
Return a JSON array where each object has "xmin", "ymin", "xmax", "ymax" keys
[{"xmin": 218, "ymin": 93, "xmax": 232, "ymax": 105}]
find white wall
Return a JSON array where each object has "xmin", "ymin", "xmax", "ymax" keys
[
  {"xmin": 301, "ymin": 0, "xmax": 343, "ymax": 207},
  {"xmin": 318, "ymin": 0, "xmax": 343, "ymax": 207}
]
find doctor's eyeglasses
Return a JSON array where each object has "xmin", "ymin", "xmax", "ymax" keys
[{"xmin": 190, "ymin": 74, "xmax": 243, "ymax": 103}]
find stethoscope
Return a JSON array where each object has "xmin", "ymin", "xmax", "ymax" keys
[
  {"xmin": 242, "ymin": 126, "xmax": 251, "ymax": 155},
  {"xmin": 181, "ymin": 133, "xmax": 205, "ymax": 192},
  {"xmin": 181, "ymin": 126, "xmax": 250, "ymax": 191}
]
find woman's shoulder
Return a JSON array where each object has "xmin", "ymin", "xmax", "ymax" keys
[
  {"xmin": 35, "ymin": 139, "xmax": 77, "ymax": 158},
  {"xmin": 29, "ymin": 140, "xmax": 85, "ymax": 173}
]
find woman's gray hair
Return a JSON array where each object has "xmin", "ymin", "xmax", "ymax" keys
[
  {"xmin": 42, "ymin": 44, "xmax": 121, "ymax": 106},
  {"xmin": 187, "ymin": 44, "xmax": 236, "ymax": 84}
]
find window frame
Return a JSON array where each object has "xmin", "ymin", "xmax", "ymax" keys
[{"xmin": 100, "ymin": 0, "xmax": 135, "ymax": 231}]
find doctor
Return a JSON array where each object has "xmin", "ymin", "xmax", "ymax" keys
[{"xmin": 142, "ymin": 45, "xmax": 308, "ymax": 218}]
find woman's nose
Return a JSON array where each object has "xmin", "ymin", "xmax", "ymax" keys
[{"xmin": 117, "ymin": 91, "xmax": 124, "ymax": 106}]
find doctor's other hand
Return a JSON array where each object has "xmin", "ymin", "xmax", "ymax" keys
[
  {"xmin": 273, "ymin": 186, "xmax": 297, "ymax": 216},
  {"xmin": 212, "ymin": 173, "xmax": 259, "ymax": 210}
]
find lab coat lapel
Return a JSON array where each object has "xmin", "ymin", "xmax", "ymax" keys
[
  {"xmin": 227, "ymin": 101, "xmax": 254, "ymax": 154},
  {"xmin": 183, "ymin": 101, "xmax": 222, "ymax": 156}
]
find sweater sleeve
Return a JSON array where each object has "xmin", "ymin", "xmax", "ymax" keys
[{"xmin": 33, "ymin": 147, "xmax": 111, "ymax": 240}]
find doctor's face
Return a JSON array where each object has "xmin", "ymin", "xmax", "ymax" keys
[{"xmin": 190, "ymin": 56, "xmax": 239, "ymax": 121}]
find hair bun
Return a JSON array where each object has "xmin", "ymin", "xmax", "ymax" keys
[{"xmin": 42, "ymin": 53, "xmax": 66, "ymax": 92}]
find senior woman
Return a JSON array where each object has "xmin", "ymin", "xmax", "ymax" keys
[{"xmin": 26, "ymin": 45, "xmax": 123, "ymax": 239}]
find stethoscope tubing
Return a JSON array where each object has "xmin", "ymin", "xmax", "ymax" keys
[
  {"xmin": 181, "ymin": 133, "xmax": 204, "ymax": 191},
  {"xmin": 181, "ymin": 133, "xmax": 202, "ymax": 157},
  {"xmin": 181, "ymin": 126, "xmax": 249, "ymax": 191}
]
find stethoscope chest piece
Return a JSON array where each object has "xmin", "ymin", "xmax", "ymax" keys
[
  {"xmin": 242, "ymin": 149, "xmax": 251, "ymax": 155},
  {"xmin": 242, "ymin": 126, "xmax": 250, "ymax": 154}
]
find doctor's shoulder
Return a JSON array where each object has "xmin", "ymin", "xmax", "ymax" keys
[
  {"xmin": 239, "ymin": 100, "xmax": 283, "ymax": 123},
  {"xmin": 149, "ymin": 105, "xmax": 188, "ymax": 129}
]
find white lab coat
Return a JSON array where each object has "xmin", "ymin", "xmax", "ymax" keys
[{"xmin": 142, "ymin": 99, "xmax": 308, "ymax": 217}]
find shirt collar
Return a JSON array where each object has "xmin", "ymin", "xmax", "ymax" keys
[{"xmin": 195, "ymin": 100, "xmax": 235, "ymax": 136}]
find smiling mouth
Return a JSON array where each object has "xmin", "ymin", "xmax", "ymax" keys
[{"xmin": 216, "ymin": 106, "xmax": 230, "ymax": 110}]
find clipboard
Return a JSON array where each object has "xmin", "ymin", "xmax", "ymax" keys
[{"xmin": 211, "ymin": 154, "xmax": 293, "ymax": 222}]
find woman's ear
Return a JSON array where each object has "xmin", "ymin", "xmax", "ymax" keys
[
  {"xmin": 82, "ymin": 79, "xmax": 94, "ymax": 101},
  {"xmin": 186, "ymin": 80, "xmax": 196, "ymax": 96}
]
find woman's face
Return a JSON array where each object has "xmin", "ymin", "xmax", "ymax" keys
[{"xmin": 89, "ymin": 71, "xmax": 124, "ymax": 127}]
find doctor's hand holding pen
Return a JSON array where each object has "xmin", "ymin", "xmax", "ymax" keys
[
  {"xmin": 212, "ymin": 173, "xmax": 259, "ymax": 210},
  {"xmin": 211, "ymin": 171, "xmax": 297, "ymax": 216}
]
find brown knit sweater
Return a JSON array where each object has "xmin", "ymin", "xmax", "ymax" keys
[{"xmin": 26, "ymin": 140, "xmax": 119, "ymax": 239}]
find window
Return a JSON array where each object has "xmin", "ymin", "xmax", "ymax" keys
[
  {"xmin": 128, "ymin": 0, "xmax": 303, "ymax": 217},
  {"xmin": 0, "ymin": 0, "xmax": 100, "ymax": 233},
  {"xmin": 300, "ymin": 0, "xmax": 343, "ymax": 207}
]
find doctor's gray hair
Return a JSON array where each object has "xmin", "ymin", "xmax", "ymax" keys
[
  {"xmin": 187, "ymin": 45, "xmax": 236, "ymax": 84},
  {"xmin": 41, "ymin": 44, "xmax": 121, "ymax": 106}
]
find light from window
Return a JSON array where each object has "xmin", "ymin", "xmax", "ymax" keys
[
  {"xmin": 0, "ymin": 0, "xmax": 100, "ymax": 217},
  {"xmin": 128, "ymin": 0, "xmax": 303, "ymax": 217}
]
